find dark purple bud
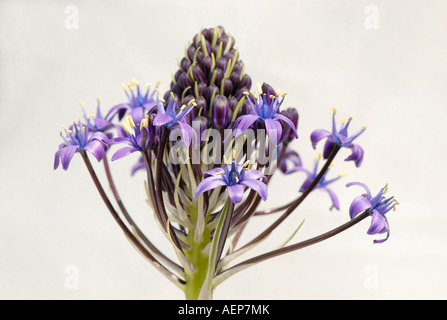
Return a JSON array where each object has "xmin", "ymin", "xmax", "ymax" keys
[
  {"xmin": 199, "ymin": 56, "xmax": 213, "ymax": 77},
  {"xmin": 178, "ymin": 71, "xmax": 193, "ymax": 89},
  {"xmin": 192, "ymin": 116, "xmax": 208, "ymax": 139},
  {"xmin": 234, "ymin": 87, "xmax": 249, "ymax": 100},
  {"xmin": 191, "ymin": 66, "xmax": 206, "ymax": 83},
  {"xmin": 280, "ymin": 108, "xmax": 299, "ymax": 143},
  {"xmin": 187, "ymin": 45, "xmax": 196, "ymax": 61},
  {"xmin": 222, "ymin": 78, "xmax": 233, "ymax": 96},
  {"xmin": 196, "ymin": 82, "xmax": 208, "ymax": 97},
  {"xmin": 180, "ymin": 57, "xmax": 191, "ymax": 72},
  {"xmin": 228, "ymin": 96, "xmax": 239, "ymax": 110},
  {"xmin": 194, "ymin": 96, "xmax": 207, "ymax": 116},
  {"xmin": 212, "ymin": 95, "xmax": 231, "ymax": 128},
  {"xmin": 216, "ymin": 57, "xmax": 228, "ymax": 72},
  {"xmin": 261, "ymin": 82, "xmax": 276, "ymax": 97},
  {"xmin": 205, "ymin": 84, "xmax": 219, "ymax": 104},
  {"xmin": 237, "ymin": 74, "xmax": 252, "ymax": 90},
  {"xmin": 210, "ymin": 68, "xmax": 224, "ymax": 86}
]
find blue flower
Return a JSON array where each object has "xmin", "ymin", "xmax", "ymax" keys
[
  {"xmin": 311, "ymin": 108, "xmax": 366, "ymax": 167},
  {"xmin": 107, "ymin": 78, "xmax": 158, "ymax": 123},
  {"xmin": 347, "ymin": 182, "xmax": 398, "ymax": 243},
  {"xmin": 54, "ymin": 119, "xmax": 109, "ymax": 170},
  {"xmin": 194, "ymin": 152, "xmax": 268, "ymax": 204},
  {"xmin": 234, "ymin": 84, "xmax": 298, "ymax": 145}
]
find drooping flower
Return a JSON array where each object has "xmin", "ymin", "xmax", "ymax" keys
[
  {"xmin": 310, "ymin": 108, "xmax": 366, "ymax": 167},
  {"xmin": 107, "ymin": 78, "xmax": 158, "ymax": 123},
  {"xmin": 194, "ymin": 151, "xmax": 268, "ymax": 204},
  {"xmin": 110, "ymin": 115, "xmax": 153, "ymax": 161},
  {"xmin": 153, "ymin": 92, "xmax": 197, "ymax": 148},
  {"xmin": 288, "ymin": 154, "xmax": 345, "ymax": 210},
  {"xmin": 347, "ymin": 182, "xmax": 398, "ymax": 243},
  {"xmin": 54, "ymin": 120, "xmax": 109, "ymax": 170},
  {"xmin": 234, "ymin": 84, "xmax": 298, "ymax": 144}
]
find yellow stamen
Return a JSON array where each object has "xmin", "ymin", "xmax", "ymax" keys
[
  {"xmin": 78, "ymin": 101, "xmax": 86, "ymax": 108},
  {"xmin": 130, "ymin": 77, "xmax": 139, "ymax": 86},
  {"xmin": 215, "ymin": 170, "xmax": 225, "ymax": 175},
  {"xmin": 243, "ymin": 91, "xmax": 250, "ymax": 96},
  {"xmin": 232, "ymin": 149, "xmax": 236, "ymax": 160},
  {"xmin": 332, "ymin": 107, "xmax": 337, "ymax": 114},
  {"xmin": 243, "ymin": 160, "xmax": 250, "ymax": 167},
  {"xmin": 275, "ymin": 89, "xmax": 282, "ymax": 96},
  {"xmin": 338, "ymin": 173, "xmax": 349, "ymax": 178},
  {"xmin": 187, "ymin": 98, "xmax": 196, "ymax": 106},
  {"xmin": 249, "ymin": 90, "xmax": 258, "ymax": 100},
  {"xmin": 126, "ymin": 115, "xmax": 136, "ymax": 129},
  {"xmin": 87, "ymin": 114, "xmax": 95, "ymax": 119},
  {"xmin": 235, "ymin": 176, "xmax": 239, "ymax": 183},
  {"xmin": 144, "ymin": 83, "xmax": 152, "ymax": 88},
  {"xmin": 180, "ymin": 104, "xmax": 187, "ymax": 110},
  {"xmin": 121, "ymin": 83, "xmax": 128, "ymax": 91},
  {"xmin": 96, "ymin": 97, "xmax": 101, "ymax": 104},
  {"xmin": 256, "ymin": 83, "xmax": 263, "ymax": 95},
  {"xmin": 362, "ymin": 125, "xmax": 368, "ymax": 130}
]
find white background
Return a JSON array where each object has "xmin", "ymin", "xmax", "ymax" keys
[{"xmin": 1, "ymin": 0, "xmax": 446, "ymax": 299}]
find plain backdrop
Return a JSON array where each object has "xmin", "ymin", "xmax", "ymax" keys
[{"xmin": 1, "ymin": 0, "xmax": 446, "ymax": 300}]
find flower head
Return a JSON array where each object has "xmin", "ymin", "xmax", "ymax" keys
[
  {"xmin": 195, "ymin": 151, "xmax": 268, "ymax": 204},
  {"xmin": 107, "ymin": 78, "xmax": 158, "ymax": 123},
  {"xmin": 347, "ymin": 182, "xmax": 398, "ymax": 243},
  {"xmin": 54, "ymin": 120, "xmax": 109, "ymax": 170},
  {"xmin": 311, "ymin": 108, "xmax": 366, "ymax": 167},
  {"xmin": 234, "ymin": 84, "xmax": 298, "ymax": 144},
  {"xmin": 110, "ymin": 115, "xmax": 154, "ymax": 161}
]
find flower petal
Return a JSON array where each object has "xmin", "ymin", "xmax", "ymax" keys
[
  {"xmin": 345, "ymin": 143, "xmax": 364, "ymax": 167},
  {"xmin": 310, "ymin": 129, "xmax": 331, "ymax": 149},
  {"xmin": 234, "ymin": 114, "xmax": 259, "ymax": 136},
  {"xmin": 153, "ymin": 113, "xmax": 174, "ymax": 127},
  {"xmin": 274, "ymin": 114, "xmax": 299, "ymax": 139},
  {"xmin": 242, "ymin": 169, "xmax": 266, "ymax": 181},
  {"xmin": 323, "ymin": 187, "xmax": 340, "ymax": 210},
  {"xmin": 367, "ymin": 210, "xmax": 388, "ymax": 236},
  {"xmin": 227, "ymin": 184, "xmax": 245, "ymax": 204},
  {"xmin": 349, "ymin": 195, "xmax": 372, "ymax": 219},
  {"xmin": 194, "ymin": 176, "xmax": 227, "ymax": 197},
  {"xmin": 264, "ymin": 118, "xmax": 282, "ymax": 145},
  {"xmin": 240, "ymin": 179, "xmax": 268, "ymax": 201},
  {"xmin": 346, "ymin": 182, "xmax": 372, "ymax": 200},
  {"xmin": 111, "ymin": 147, "xmax": 139, "ymax": 161},
  {"xmin": 84, "ymin": 140, "xmax": 106, "ymax": 162}
]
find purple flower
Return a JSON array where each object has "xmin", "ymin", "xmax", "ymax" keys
[
  {"xmin": 110, "ymin": 115, "xmax": 153, "ymax": 161},
  {"xmin": 234, "ymin": 84, "xmax": 298, "ymax": 145},
  {"xmin": 347, "ymin": 182, "xmax": 398, "ymax": 243},
  {"xmin": 54, "ymin": 120, "xmax": 109, "ymax": 170},
  {"xmin": 107, "ymin": 78, "xmax": 158, "ymax": 123},
  {"xmin": 310, "ymin": 108, "xmax": 366, "ymax": 167},
  {"xmin": 153, "ymin": 92, "xmax": 197, "ymax": 148},
  {"xmin": 194, "ymin": 153, "xmax": 268, "ymax": 204},
  {"xmin": 79, "ymin": 100, "xmax": 115, "ymax": 135},
  {"xmin": 289, "ymin": 154, "xmax": 344, "ymax": 210}
]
